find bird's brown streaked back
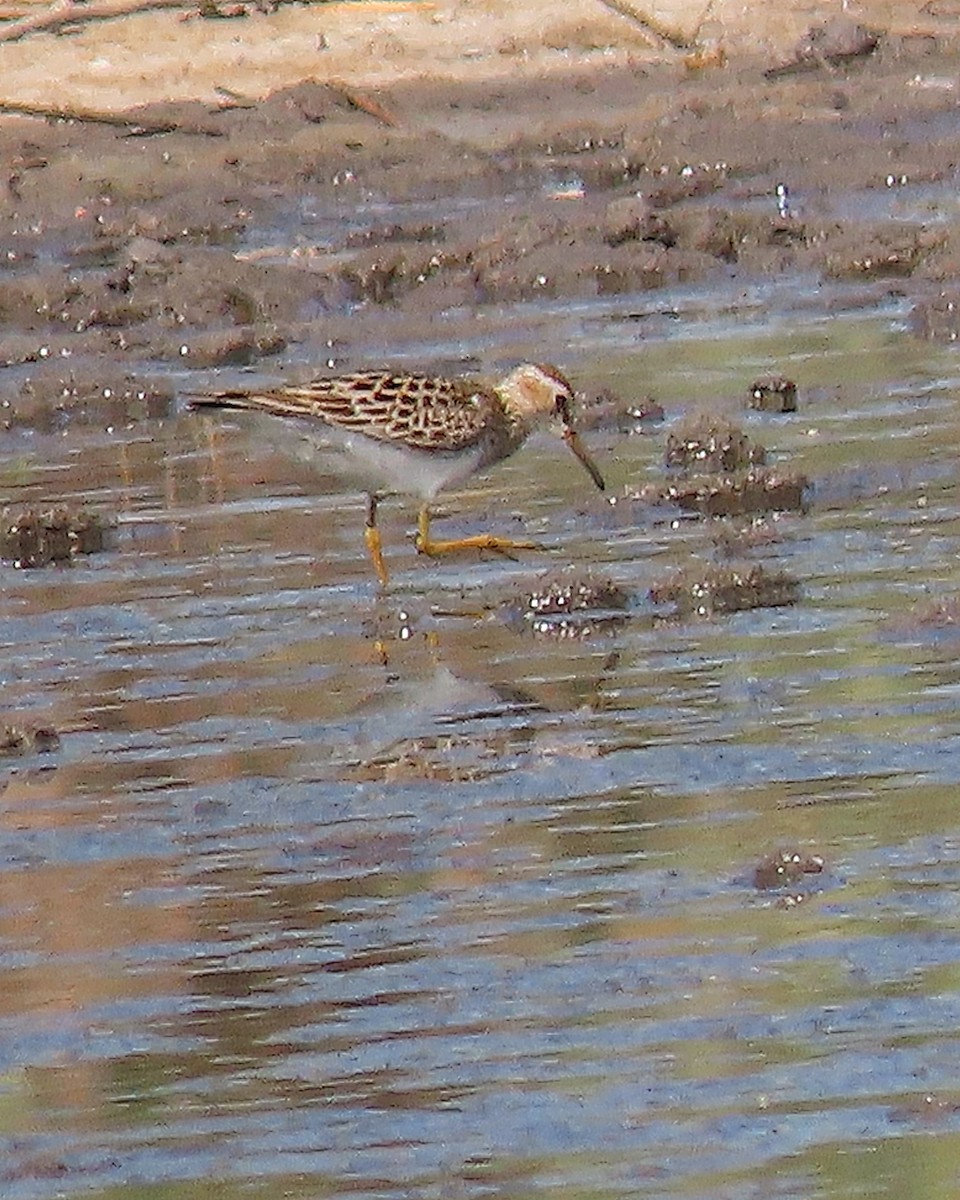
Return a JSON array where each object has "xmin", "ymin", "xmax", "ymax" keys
[{"xmin": 189, "ymin": 372, "xmax": 506, "ymax": 453}]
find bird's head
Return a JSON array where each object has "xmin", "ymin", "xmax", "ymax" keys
[{"xmin": 498, "ymin": 363, "xmax": 606, "ymax": 492}]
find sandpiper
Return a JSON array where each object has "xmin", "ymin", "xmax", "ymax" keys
[{"xmin": 189, "ymin": 363, "xmax": 605, "ymax": 585}]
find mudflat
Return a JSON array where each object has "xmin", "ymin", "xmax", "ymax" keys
[{"xmin": 0, "ymin": 0, "xmax": 955, "ymax": 422}]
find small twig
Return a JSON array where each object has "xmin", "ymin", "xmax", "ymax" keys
[
  {"xmin": 0, "ymin": 96, "xmax": 224, "ymax": 135},
  {"xmin": 327, "ymin": 79, "xmax": 399, "ymax": 127},
  {"xmin": 0, "ymin": 0, "xmax": 192, "ymax": 41},
  {"xmin": 593, "ymin": 0, "xmax": 691, "ymax": 49},
  {"xmin": 594, "ymin": 0, "xmax": 717, "ymax": 52},
  {"xmin": 0, "ymin": 0, "xmax": 310, "ymax": 41}
]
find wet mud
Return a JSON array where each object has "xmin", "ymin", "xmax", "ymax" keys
[
  {"xmin": 2, "ymin": 14, "xmax": 960, "ymax": 426},
  {"xmin": 7, "ymin": 12, "xmax": 960, "ymax": 1200}
]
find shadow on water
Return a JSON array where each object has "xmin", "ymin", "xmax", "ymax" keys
[{"xmin": 5, "ymin": 295, "xmax": 960, "ymax": 1200}]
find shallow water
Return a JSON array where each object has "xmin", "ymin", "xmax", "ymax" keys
[{"xmin": 4, "ymin": 286, "xmax": 960, "ymax": 1200}]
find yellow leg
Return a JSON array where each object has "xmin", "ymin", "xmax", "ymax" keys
[
  {"xmin": 414, "ymin": 506, "xmax": 539, "ymax": 560},
  {"xmin": 364, "ymin": 495, "xmax": 390, "ymax": 587}
]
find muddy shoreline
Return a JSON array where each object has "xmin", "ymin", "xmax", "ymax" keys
[{"xmin": 2, "ymin": 11, "xmax": 960, "ymax": 427}]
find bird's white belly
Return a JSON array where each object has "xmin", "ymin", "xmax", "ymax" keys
[{"xmin": 223, "ymin": 411, "xmax": 490, "ymax": 501}]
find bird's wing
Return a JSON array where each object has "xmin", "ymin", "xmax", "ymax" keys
[{"xmin": 190, "ymin": 373, "xmax": 499, "ymax": 452}]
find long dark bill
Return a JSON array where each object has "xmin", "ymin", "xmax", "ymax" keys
[{"xmin": 562, "ymin": 427, "xmax": 606, "ymax": 492}]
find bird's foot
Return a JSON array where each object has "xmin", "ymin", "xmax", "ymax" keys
[{"xmin": 415, "ymin": 531, "xmax": 541, "ymax": 561}]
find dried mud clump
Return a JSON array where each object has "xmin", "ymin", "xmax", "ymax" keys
[
  {"xmin": 641, "ymin": 467, "xmax": 810, "ymax": 518},
  {"xmin": 6, "ymin": 374, "xmax": 175, "ymax": 431},
  {"xmin": 665, "ymin": 414, "xmax": 766, "ymax": 474},
  {"xmin": 909, "ymin": 294, "xmax": 960, "ymax": 343},
  {"xmin": 511, "ymin": 570, "xmax": 630, "ymax": 638},
  {"xmin": 577, "ymin": 387, "xmax": 664, "ymax": 434},
  {"xmin": 1, "ymin": 507, "xmax": 113, "ymax": 568},
  {"xmin": 650, "ymin": 562, "xmax": 801, "ymax": 617},
  {"xmin": 753, "ymin": 848, "xmax": 825, "ymax": 890},
  {"xmin": 765, "ymin": 16, "xmax": 880, "ymax": 78},
  {"xmin": 466, "ymin": 211, "xmax": 667, "ymax": 304},
  {"xmin": 823, "ymin": 226, "xmax": 938, "ymax": 280},
  {"xmin": 748, "ymin": 375, "xmax": 798, "ymax": 413},
  {"xmin": 883, "ymin": 593, "xmax": 960, "ymax": 638},
  {"xmin": 750, "ymin": 847, "xmax": 827, "ymax": 907},
  {"xmin": 173, "ymin": 328, "xmax": 287, "ymax": 368},
  {"xmin": 0, "ymin": 724, "xmax": 61, "ymax": 755},
  {"xmin": 712, "ymin": 516, "xmax": 786, "ymax": 557},
  {"xmin": 602, "ymin": 196, "xmax": 677, "ymax": 248},
  {"xmin": 338, "ymin": 246, "xmax": 457, "ymax": 305},
  {"xmin": 909, "ymin": 595, "xmax": 960, "ymax": 627}
]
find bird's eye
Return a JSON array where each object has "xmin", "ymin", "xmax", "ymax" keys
[{"xmin": 555, "ymin": 392, "xmax": 573, "ymax": 423}]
